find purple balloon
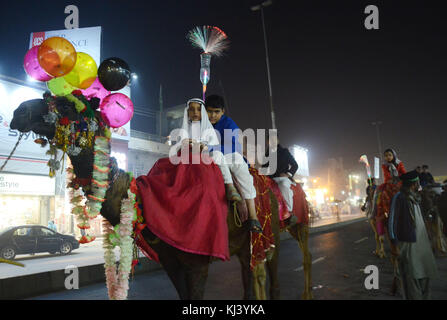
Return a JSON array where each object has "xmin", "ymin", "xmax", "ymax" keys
[
  {"xmin": 23, "ymin": 46, "xmax": 53, "ymax": 82},
  {"xmin": 80, "ymin": 78, "xmax": 111, "ymax": 101},
  {"xmin": 100, "ymin": 93, "xmax": 134, "ymax": 128}
]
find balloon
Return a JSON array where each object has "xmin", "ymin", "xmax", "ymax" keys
[
  {"xmin": 38, "ymin": 37, "xmax": 77, "ymax": 77},
  {"xmin": 80, "ymin": 77, "xmax": 111, "ymax": 101},
  {"xmin": 98, "ymin": 58, "xmax": 131, "ymax": 91},
  {"xmin": 47, "ymin": 77, "xmax": 75, "ymax": 96},
  {"xmin": 100, "ymin": 93, "xmax": 134, "ymax": 128},
  {"xmin": 23, "ymin": 46, "xmax": 53, "ymax": 82},
  {"xmin": 64, "ymin": 52, "xmax": 97, "ymax": 89}
]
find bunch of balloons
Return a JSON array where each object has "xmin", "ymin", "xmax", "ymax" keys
[{"xmin": 23, "ymin": 37, "xmax": 134, "ymax": 128}]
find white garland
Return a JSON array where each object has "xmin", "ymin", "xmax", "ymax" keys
[
  {"xmin": 103, "ymin": 189, "xmax": 135, "ymax": 300},
  {"xmin": 67, "ymin": 132, "xmax": 137, "ymax": 299}
]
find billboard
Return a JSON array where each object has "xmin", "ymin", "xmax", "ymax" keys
[
  {"xmin": 29, "ymin": 26, "xmax": 102, "ymax": 66},
  {"xmin": 291, "ymin": 145, "xmax": 309, "ymax": 177}
]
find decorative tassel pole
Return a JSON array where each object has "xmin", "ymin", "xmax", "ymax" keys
[{"xmin": 187, "ymin": 26, "xmax": 229, "ymax": 100}]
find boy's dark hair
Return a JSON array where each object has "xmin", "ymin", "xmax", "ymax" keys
[
  {"xmin": 422, "ymin": 165, "xmax": 429, "ymax": 169},
  {"xmin": 205, "ymin": 94, "xmax": 225, "ymax": 110}
]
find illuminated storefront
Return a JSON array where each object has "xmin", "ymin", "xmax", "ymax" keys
[{"xmin": 0, "ymin": 172, "xmax": 55, "ymax": 230}]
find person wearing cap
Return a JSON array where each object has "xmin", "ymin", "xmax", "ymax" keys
[
  {"xmin": 388, "ymin": 170, "xmax": 438, "ymax": 299},
  {"xmin": 420, "ymin": 165, "xmax": 435, "ymax": 188},
  {"xmin": 204, "ymin": 94, "xmax": 262, "ymax": 233},
  {"xmin": 375, "ymin": 148, "xmax": 407, "ymax": 259}
]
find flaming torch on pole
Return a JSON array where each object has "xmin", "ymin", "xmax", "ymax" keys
[{"xmin": 187, "ymin": 26, "xmax": 229, "ymax": 100}]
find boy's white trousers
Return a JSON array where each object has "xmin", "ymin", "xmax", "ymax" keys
[{"xmin": 211, "ymin": 151, "xmax": 257, "ymax": 200}]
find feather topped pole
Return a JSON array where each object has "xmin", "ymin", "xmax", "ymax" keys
[
  {"xmin": 187, "ymin": 26, "xmax": 229, "ymax": 100},
  {"xmin": 359, "ymin": 155, "xmax": 372, "ymax": 181}
]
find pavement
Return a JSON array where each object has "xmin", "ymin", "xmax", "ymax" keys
[{"xmin": 14, "ymin": 216, "xmax": 447, "ymax": 300}]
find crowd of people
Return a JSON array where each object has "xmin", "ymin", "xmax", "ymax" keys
[{"xmin": 362, "ymin": 149, "xmax": 446, "ymax": 300}]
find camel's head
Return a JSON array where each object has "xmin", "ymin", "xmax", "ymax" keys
[
  {"xmin": 10, "ymin": 92, "xmax": 106, "ymax": 184},
  {"xmin": 10, "ymin": 97, "xmax": 55, "ymax": 139}
]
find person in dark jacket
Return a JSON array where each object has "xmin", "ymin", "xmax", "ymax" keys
[
  {"xmin": 263, "ymin": 133, "xmax": 299, "ymax": 225},
  {"xmin": 420, "ymin": 165, "xmax": 435, "ymax": 187},
  {"xmin": 388, "ymin": 170, "xmax": 438, "ymax": 299}
]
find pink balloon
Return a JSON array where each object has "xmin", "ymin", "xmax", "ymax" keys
[
  {"xmin": 24, "ymin": 46, "xmax": 53, "ymax": 82},
  {"xmin": 80, "ymin": 78, "xmax": 111, "ymax": 101},
  {"xmin": 100, "ymin": 93, "xmax": 134, "ymax": 128}
]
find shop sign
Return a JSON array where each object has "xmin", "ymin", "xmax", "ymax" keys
[{"xmin": 0, "ymin": 173, "xmax": 55, "ymax": 196}]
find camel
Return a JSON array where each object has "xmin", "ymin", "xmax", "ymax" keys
[
  {"xmin": 9, "ymin": 94, "xmax": 312, "ymax": 300},
  {"xmin": 421, "ymin": 187, "xmax": 447, "ymax": 256}
]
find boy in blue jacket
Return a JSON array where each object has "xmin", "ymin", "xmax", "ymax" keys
[{"xmin": 205, "ymin": 94, "xmax": 262, "ymax": 233}]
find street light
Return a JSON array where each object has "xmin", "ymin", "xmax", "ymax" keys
[{"xmin": 251, "ymin": 0, "xmax": 277, "ymax": 130}]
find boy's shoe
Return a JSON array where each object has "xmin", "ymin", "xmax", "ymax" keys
[
  {"xmin": 285, "ymin": 215, "xmax": 298, "ymax": 227},
  {"xmin": 225, "ymin": 184, "xmax": 242, "ymax": 202}
]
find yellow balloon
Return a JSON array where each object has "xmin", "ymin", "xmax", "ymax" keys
[{"xmin": 64, "ymin": 52, "xmax": 98, "ymax": 89}]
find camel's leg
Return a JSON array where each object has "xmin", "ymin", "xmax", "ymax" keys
[
  {"xmin": 288, "ymin": 223, "xmax": 313, "ymax": 300},
  {"xmin": 237, "ymin": 236, "xmax": 255, "ymax": 300},
  {"xmin": 437, "ymin": 217, "xmax": 447, "ymax": 253},
  {"xmin": 155, "ymin": 242, "xmax": 189, "ymax": 299},
  {"xmin": 382, "ymin": 226, "xmax": 400, "ymax": 295},
  {"xmin": 252, "ymin": 262, "xmax": 267, "ymax": 300},
  {"xmin": 151, "ymin": 236, "xmax": 210, "ymax": 300},
  {"xmin": 265, "ymin": 245, "xmax": 280, "ymax": 300},
  {"xmin": 265, "ymin": 190, "xmax": 281, "ymax": 300},
  {"xmin": 376, "ymin": 218, "xmax": 386, "ymax": 259},
  {"xmin": 369, "ymin": 218, "xmax": 380, "ymax": 255},
  {"xmin": 377, "ymin": 235, "xmax": 386, "ymax": 258},
  {"xmin": 179, "ymin": 251, "xmax": 211, "ymax": 300}
]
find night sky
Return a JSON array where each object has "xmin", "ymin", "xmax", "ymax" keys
[{"xmin": 0, "ymin": 0, "xmax": 446, "ymax": 178}]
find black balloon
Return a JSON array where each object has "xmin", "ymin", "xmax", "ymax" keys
[{"xmin": 97, "ymin": 57, "xmax": 131, "ymax": 91}]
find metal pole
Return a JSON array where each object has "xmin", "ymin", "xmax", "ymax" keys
[
  {"xmin": 159, "ymin": 84, "xmax": 163, "ymax": 138},
  {"xmin": 252, "ymin": 1, "xmax": 277, "ymax": 130},
  {"xmin": 372, "ymin": 121, "xmax": 383, "ymax": 161}
]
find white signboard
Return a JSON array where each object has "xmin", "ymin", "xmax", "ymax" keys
[
  {"xmin": 0, "ymin": 173, "xmax": 55, "ymax": 196},
  {"xmin": 29, "ymin": 26, "xmax": 102, "ymax": 66},
  {"xmin": 291, "ymin": 145, "xmax": 309, "ymax": 177},
  {"xmin": 374, "ymin": 157, "xmax": 380, "ymax": 179}
]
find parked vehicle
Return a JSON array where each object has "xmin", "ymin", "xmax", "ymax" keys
[{"xmin": 0, "ymin": 225, "xmax": 80, "ymax": 260}]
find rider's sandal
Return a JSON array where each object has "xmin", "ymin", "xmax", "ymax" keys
[
  {"xmin": 286, "ymin": 215, "xmax": 298, "ymax": 227},
  {"xmin": 225, "ymin": 184, "xmax": 242, "ymax": 202},
  {"xmin": 248, "ymin": 219, "xmax": 263, "ymax": 234}
]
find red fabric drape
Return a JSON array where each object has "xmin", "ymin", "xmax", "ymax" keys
[
  {"xmin": 136, "ymin": 154, "xmax": 230, "ymax": 261},
  {"xmin": 249, "ymin": 168, "xmax": 276, "ymax": 269},
  {"xmin": 291, "ymin": 183, "xmax": 309, "ymax": 225}
]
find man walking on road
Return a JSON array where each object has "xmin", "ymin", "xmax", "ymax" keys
[{"xmin": 388, "ymin": 170, "xmax": 438, "ymax": 299}]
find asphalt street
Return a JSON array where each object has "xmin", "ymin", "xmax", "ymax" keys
[{"xmin": 29, "ymin": 219, "xmax": 447, "ymax": 300}]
